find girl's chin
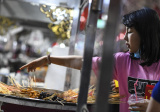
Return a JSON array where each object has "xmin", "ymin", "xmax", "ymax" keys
[
  {"xmin": 129, "ymin": 49, "xmax": 132, "ymax": 53},
  {"xmin": 129, "ymin": 50, "xmax": 137, "ymax": 53},
  {"xmin": 129, "ymin": 49, "xmax": 134, "ymax": 53}
]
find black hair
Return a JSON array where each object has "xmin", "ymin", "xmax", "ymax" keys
[{"xmin": 122, "ymin": 7, "xmax": 160, "ymax": 66}]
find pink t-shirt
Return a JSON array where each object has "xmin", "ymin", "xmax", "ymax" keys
[{"xmin": 92, "ymin": 52, "xmax": 160, "ymax": 112}]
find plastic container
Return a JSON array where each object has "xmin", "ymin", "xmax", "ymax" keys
[
  {"xmin": 15, "ymin": 70, "xmax": 22, "ymax": 84},
  {"xmin": 128, "ymin": 94, "xmax": 144, "ymax": 112},
  {"xmin": 21, "ymin": 73, "xmax": 29, "ymax": 87}
]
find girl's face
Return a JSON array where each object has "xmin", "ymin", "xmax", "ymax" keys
[{"xmin": 124, "ymin": 27, "xmax": 140, "ymax": 53}]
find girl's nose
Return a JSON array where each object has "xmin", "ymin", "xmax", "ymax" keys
[{"xmin": 123, "ymin": 33, "xmax": 127, "ymax": 41}]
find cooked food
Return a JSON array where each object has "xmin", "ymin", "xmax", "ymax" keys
[{"xmin": 0, "ymin": 77, "xmax": 125, "ymax": 105}]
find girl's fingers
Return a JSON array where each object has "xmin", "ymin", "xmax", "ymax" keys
[
  {"xmin": 110, "ymin": 81, "xmax": 115, "ymax": 84},
  {"xmin": 20, "ymin": 64, "xmax": 28, "ymax": 70},
  {"xmin": 20, "ymin": 62, "xmax": 39, "ymax": 72},
  {"xmin": 130, "ymin": 103, "xmax": 145, "ymax": 107},
  {"xmin": 112, "ymin": 87, "xmax": 116, "ymax": 91},
  {"xmin": 129, "ymin": 107, "xmax": 140, "ymax": 111},
  {"xmin": 111, "ymin": 83, "xmax": 115, "ymax": 87}
]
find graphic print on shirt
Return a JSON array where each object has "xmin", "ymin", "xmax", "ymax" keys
[{"xmin": 128, "ymin": 76, "xmax": 158, "ymax": 96}]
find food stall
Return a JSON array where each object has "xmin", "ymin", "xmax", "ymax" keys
[
  {"xmin": 0, "ymin": 0, "xmax": 127, "ymax": 112},
  {"xmin": 0, "ymin": 0, "xmax": 158, "ymax": 112}
]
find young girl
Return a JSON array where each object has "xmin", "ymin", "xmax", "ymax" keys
[{"xmin": 20, "ymin": 8, "xmax": 160, "ymax": 112}]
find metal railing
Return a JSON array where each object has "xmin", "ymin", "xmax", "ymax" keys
[{"xmin": 77, "ymin": 0, "xmax": 122, "ymax": 112}]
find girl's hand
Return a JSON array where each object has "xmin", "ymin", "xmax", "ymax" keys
[
  {"xmin": 129, "ymin": 99, "xmax": 149, "ymax": 112},
  {"xmin": 111, "ymin": 80, "xmax": 119, "ymax": 92},
  {"xmin": 19, "ymin": 56, "xmax": 47, "ymax": 72},
  {"xmin": 111, "ymin": 80, "xmax": 116, "ymax": 90}
]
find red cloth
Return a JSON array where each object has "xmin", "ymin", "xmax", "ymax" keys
[
  {"xmin": 144, "ymin": 84, "xmax": 155, "ymax": 99},
  {"xmin": 80, "ymin": 7, "xmax": 88, "ymax": 31}
]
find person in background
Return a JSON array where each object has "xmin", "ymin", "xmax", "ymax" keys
[
  {"xmin": 20, "ymin": 7, "xmax": 160, "ymax": 112},
  {"xmin": 146, "ymin": 81, "xmax": 160, "ymax": 112}
]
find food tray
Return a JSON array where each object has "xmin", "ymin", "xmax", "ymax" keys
[{"xmin": 0, "ymin": 88, "xmax": 93, "ymax": 111}]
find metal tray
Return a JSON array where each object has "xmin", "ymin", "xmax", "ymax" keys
[{"xmin": 0, "ymin": 88, "xmax": 93, "ymax": 111}]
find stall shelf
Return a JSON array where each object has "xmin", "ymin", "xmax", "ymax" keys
[{"xmin": 10, "ymin": 0, "xmax": 79, "ymax": 8}]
